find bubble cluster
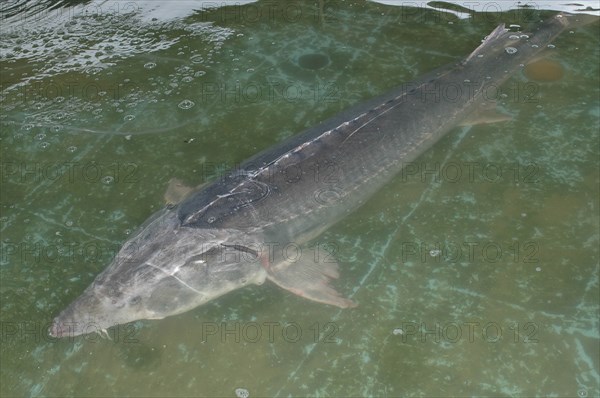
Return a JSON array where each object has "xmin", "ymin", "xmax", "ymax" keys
[{"xmin": 235, "ymin": 388, "xmax": 250, "ymax": 398}]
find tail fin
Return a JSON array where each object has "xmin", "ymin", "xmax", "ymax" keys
[
  {"xmin": 464, "ymin": 23, "xmax": 507, "ymax": 63},
  {"xmin": 556, "ymin": 12, "xmax": 599, "ymax": 29},
  {"xmin": 465, "ymin": 12, "xmax": 597, "ymax": 64}
]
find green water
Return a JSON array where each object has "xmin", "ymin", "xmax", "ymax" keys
[{"xmin": 1, "ymin": 2, "xmax": 599, "ymax": 397}]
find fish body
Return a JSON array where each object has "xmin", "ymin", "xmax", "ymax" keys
[{"xmin": 50, "ymin": 13, "xmax": 592, "ymax": 338}]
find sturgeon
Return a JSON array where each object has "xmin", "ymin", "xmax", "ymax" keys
[{"xmin": 49, "ymin": 12, "xmax": 594, "ymax": 337}]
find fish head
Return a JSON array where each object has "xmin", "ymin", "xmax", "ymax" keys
[{"xmin": 49, "ymin": 208, "xmax": 266, "ymax": 338}]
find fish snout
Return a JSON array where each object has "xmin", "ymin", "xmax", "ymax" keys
[
  {"xmin": 49, "ymin": 312, "xmax": 108, "ymax": 338},
  {"xmin": 48, "ymin": 290, "xmax": 110, "ymax": 338},
  {"xmin": 48, "ymin": 321, "xmax": 67, "ymax": 338},
  {"xmin": 48, "ymin": 309, "xmax": 86, "ymax": 338}
]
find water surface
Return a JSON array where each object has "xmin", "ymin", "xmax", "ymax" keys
[{"xmin": 1, "ymin": 1, "xmax": 599, "ymax": 396}]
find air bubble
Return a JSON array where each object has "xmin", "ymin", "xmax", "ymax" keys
[
  {"xmin": 67, "ymin": 146, "xmax": 77, "ymax": 152},
  {"xmin": 86, "ymin": 66, "xmax": 103, "ymax": 74},
  {"xmin": 124, "ymin": 114, "xmax": 135, "ymax": 121},
  {"xmin": 235, "ymin": 388, "xmax": 249, "ymax": 398},
  {"xmin": 505, "ymin": 47, "xmax": 518, "ymax": 54},
  {"xmin": 178, "ymin": 99, "xmax": 195, "ymax": 109},
  {"xmin": 102, "ymin": 176, "xmax": 114, "ymax": 185},
  {"xmin": 53, "ymin": 111, "xmax": 66, "ymax": 120},
  {"xmin": 144, "ymin": 62, "xmax": 156, "ymax": 69}
]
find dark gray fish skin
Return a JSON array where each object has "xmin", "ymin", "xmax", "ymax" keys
[
  {"xmin": 49, "ymin": 13, "xmax": 592, "ymax": 338},
  {"xmin": 178, "ymin": 14, "xmax": 573, "ymax": 242}
]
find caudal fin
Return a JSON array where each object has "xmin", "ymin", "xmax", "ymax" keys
[
  {"xmin": 464, "ymin": 23, "xmax": 508, "ymax": 63},
  {"xmin": 557, "ymin": 12, "xmax": 599, "ymax": 29}
]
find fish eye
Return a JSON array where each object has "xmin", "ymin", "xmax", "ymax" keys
[{"xmin": 112, "ymin": 298, "xmax": 125, "ymax": 308}]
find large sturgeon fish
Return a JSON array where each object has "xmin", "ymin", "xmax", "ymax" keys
[{"xmin": 50, "ymin": 12, "xmax": 594, "ymax": 337}]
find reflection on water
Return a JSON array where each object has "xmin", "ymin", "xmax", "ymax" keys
[{"xmin": 1, "ymin": 1, "xmax": 598, "ymax": 397}]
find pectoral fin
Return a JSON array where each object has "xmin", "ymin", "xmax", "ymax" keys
[
  {"xmin": 164, "ymin": 178, "xmax": 194, "ymax": 205},
  {"xmin": 460, "ymin": 106, "xmax": 512, "ymax": 126},
  {"xmin": 266, "ymin": 255, "xmax": 357, "ymax": 308},
  {"xmin": 165, "ymin": 178, "xmax": 211, "ymax": 205}
]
